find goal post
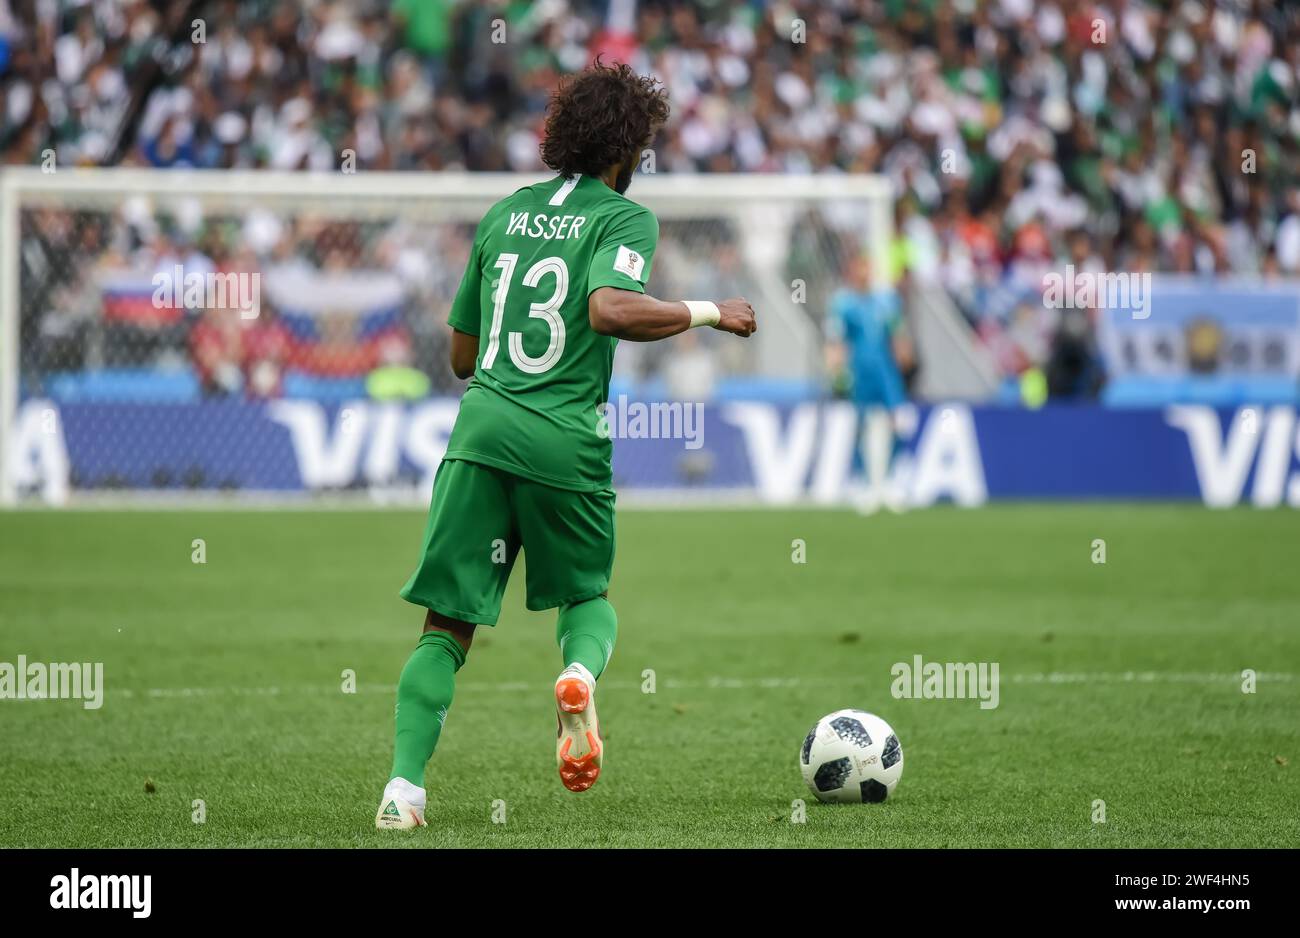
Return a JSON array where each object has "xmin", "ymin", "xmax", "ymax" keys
[{"xmin": 0, "ymin": 167, "xmax": 892, "ymax": 506}]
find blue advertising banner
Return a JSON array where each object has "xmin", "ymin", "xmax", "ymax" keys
[
  {"xmin": 1098, "ymin": 277, "xmax": 1300, "ymax": 380},
  {"xmin": 8, "ymin": 398, "xmax": 1300, "ymax": 508}
]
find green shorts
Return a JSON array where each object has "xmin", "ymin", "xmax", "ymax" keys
[{"xmin": 399, "ymin": 458, "xmax": 616, "ymax": 625}]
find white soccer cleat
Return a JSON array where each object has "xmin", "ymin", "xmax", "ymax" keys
[
  {"xmin": 554, "ymin": 662, "xmax": 602, "ymax": 793},
  {"xmin": 375, "ymin": 777, "xmax": 427, "ymax": 830}
]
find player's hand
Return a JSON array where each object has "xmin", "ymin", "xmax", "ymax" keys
[{"xmin": 714, "ymin": 298, "xmax": 757, "ymax": 337}]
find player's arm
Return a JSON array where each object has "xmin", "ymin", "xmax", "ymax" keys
[
  {"xmin": 885, "ymin": 292, "xmax": 915, "ymax": 372},
  {"xmin": 450, "ymin": 329, "xmax": 479, "ymax": 379},
  {"xmin": 589, "ymin": 288, "xmax": 755, "ymax": 341},
  {"xmin": 824, "ymin": 292, "xmax": 849, "ymax": 374},
  {"xmin": 446, "ymin": 220, "xmax": 487, "ymax": 379},
  {"xmin": 587, "ymin": 206, "xmax": 755, "ymax": 342}
]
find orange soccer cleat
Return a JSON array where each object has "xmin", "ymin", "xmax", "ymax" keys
[{"xmin": 554, "ymin": 664, "xmax": 602, "ymax": 792}]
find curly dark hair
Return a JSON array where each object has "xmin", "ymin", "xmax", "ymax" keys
[{"xmin": 540, "ymin": 61, "xmax": 670, "ymax": 178}]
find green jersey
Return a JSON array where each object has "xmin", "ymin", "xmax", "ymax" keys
[{"xmin": 443, "ymin": 174, "xmax": 660, "ymax": 492}]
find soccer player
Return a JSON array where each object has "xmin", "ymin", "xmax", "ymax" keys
[
  {"xmin": 376, "ymin": 62, "xmax": 757, "ymax": 829},
  {"xmin": 824, "ymin": 254, "xmax": 912, "ymax": 513}
]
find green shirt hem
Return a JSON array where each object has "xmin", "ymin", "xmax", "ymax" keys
[{"xmin": 442, "ymin": 449, "xmax": 613, "ymax": 494}]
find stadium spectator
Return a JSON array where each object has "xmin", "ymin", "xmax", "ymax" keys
[{"xmin": 190, "ymin": 304, "xmax": 291, "ymax": 399}]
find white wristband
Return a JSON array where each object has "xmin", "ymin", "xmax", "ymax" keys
[{"xmin": 683, "ymin": 300, "xmax": 720, "ymax": 328}]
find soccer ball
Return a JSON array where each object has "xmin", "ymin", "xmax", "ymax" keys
[{"xmin": 799, "ymin": 709, "xmax": 903, "ymax": 804}]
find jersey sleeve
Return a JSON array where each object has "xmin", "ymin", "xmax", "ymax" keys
[
  {"xmin": 586, "ymin": 206, "xmax": 659, "ymax": 296},
  {"xmin": 447, "ymin": 221, "xmax": 487, "ymax": 335}
]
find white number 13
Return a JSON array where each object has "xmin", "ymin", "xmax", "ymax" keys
[{"xmin": 482, "ymin": 253, "xmax": 568, "ymax": 374}]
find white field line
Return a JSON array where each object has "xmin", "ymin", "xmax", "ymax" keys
[{"xmin": 112, "ymin": 671, "xmax": 1296, "ymax": 700}]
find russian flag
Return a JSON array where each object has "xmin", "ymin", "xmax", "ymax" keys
[
  {"xmin": 100, "ymin": 271, "xmax": 185, "ymax": 327},
  {"xmin": 264, "ymin": 270, "xmax": 409, "ymax": 377}
]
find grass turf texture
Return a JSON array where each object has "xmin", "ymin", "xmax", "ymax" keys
[{"xmin": 0, "ymin": 505, "xmax": 1295, "ymax": 848}]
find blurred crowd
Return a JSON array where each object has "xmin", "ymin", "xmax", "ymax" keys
[
  {"xmin": 17, "ymin": 189, "xmax": 769, "ymax": 401},
  {"xmin": 4, "ymin": 0, "xmax": 1300, "ymax": 400}
]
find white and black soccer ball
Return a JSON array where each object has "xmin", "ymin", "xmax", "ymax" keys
[{"xmin": 799, "ymin": 709, "xmax": 903, "ymax": 804}]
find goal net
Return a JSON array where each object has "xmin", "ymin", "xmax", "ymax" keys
[{"xmin": 0, "ymin": 168, "xmax": 892, "ymax": 505}]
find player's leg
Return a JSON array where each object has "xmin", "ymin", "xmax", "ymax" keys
[
  {"xmin": 854, "ymin": 365, "xmax": 907, "ymax": 514},
  {"xmin": 557, "ymin": 594, "xmax": 618, "ymax": 680},
  {"xmin": 378, "ymin": 460, "xmax": 519, "ymax": 829},
  {"xmin": 877, "ymin": 363, "xmax": 909, "ymax": 512},
  {"xmin": 514, "ymin": 480, "xmax": 617, "ymax": 792},
  {"xmin": 377, "ymin": 612, "xmax": 474, "ymax": 830},
  {"xmin": 553, "ymin": 594, "xmax": 617, "ymax": 792},
  {"xmin": 850, "ymin": 371, "xmax": 886, "ymax": 513},
  {"xmin": 862, "ymin": 404, "xmax": 892, "ymax": 512}
]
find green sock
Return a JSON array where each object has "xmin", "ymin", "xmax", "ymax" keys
[
  {"xmin": 390, "ymin": 630, "xmax": 466, "ymax": 787},
  {"xmin": 556, "ymin": 596, "xmax": 618, "ymax": 680}
]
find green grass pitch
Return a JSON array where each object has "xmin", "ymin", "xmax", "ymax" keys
[{"xmin": 0, "ymin": 505, "xmax": 1295, "ymax": 848}]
